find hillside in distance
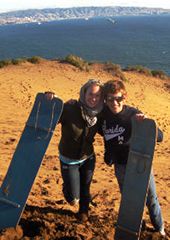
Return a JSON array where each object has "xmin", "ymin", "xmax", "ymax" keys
[{"xmin": 0, "ymin": 6, "xmax": 170, "ymax": 25}]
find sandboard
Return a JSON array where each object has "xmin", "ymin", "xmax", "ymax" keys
[
  {"xmin": 114, "ymin": 116, "xmax": 157, "ymax": 240},
  {"xmin": 0, "ymin": 93, "xmax": 63, "ymax": 230}
]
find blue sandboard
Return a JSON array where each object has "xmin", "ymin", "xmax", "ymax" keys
[
  {"xmin": 114, "ymin": 117, "xmax": 157, "ymax": 240},
  {"xmin": 0, "ymin": 93, "xmax": 63, "ymax": 230}
]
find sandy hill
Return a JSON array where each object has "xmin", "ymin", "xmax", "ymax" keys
[{"xmin": 0, "ymin": 60, "xmax": 170, "ymax": 239}]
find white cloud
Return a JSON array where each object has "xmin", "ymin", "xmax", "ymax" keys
[{"xmin": 0, "ymin": 0, "xmax": 170, "ymax": 13}]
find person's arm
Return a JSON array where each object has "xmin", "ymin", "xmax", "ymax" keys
[{"xmin": 65, "ymin": 99, "xmax": 77, "ymax": 105}]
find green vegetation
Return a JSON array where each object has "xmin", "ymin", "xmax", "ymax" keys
[
  {"xmin": 0, "ymin": 59, "xmax": 12, "ymax": 68},
  {"xmin": 123, "ymin": 65, "xmax": 152, "ymax": 76},
  {"xmin": 0, "ymin": 56, "xmax": 43, "ymax": 68},
  {"xmin": 0, "ymin": 55, "xmax": 169, "ymax": 83},
  {"xmin": 151, "ymin": 69, "xmax": 167, "ymax": 80},
  {"xmin": 104, "ymin": 61, "xmax": 127, "ymax": 82},
  {"xmin": 61, "ymin": 54, "xmax": 91, "ymax": 71},
  {"xmin": 123, "ymin": 65, "xmax": 168, "ymax": 80},
  {"xmin": 12, "ymin": 58, "xmax": 26, "ymax": 65},
  {"xmin": 26, "ymin": 56, "xmax": 43, "ymax": 64}
]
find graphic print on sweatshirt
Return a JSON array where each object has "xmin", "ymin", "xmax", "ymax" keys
[{"xmin": 102, "ymin": 120, "xmax": 125, "ymax": 144}]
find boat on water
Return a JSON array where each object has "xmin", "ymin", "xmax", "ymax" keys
[{"xmin": 107, "ymin": 18, "xmax": 115, "ymax": 24}]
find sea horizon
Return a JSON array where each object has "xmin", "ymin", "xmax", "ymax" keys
[{"xmin": 0, "ymin": 14, "xmax": 170, "ymax": 76}]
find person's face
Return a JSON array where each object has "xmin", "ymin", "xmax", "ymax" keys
[
  {"xmin": 106, "ymin": 91, "xmax": 125, "ymax": 114},
  {"xmin": 85, "ymin": 84, "xmax": 102, "ymax": 108}
]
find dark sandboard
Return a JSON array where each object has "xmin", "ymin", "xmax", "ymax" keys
[
  {"xmin": 0, "ymin": 93, "xmax": 63, "ymax": 230},
  {"xmin": 114, "ymin": 117, "xmax": 157, "ymax": 240}
]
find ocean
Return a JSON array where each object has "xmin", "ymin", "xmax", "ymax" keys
[{"xmin": 0, "ymin": 14, "xmax": 170, "ymax": 76}]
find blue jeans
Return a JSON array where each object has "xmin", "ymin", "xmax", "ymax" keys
[
  {"xmin": 60, "ymin": 154, "xmax": 96, "ymax": 214},
  {"xmin": 114, "ymin": 163, "xmax": 164, "ymax": 231}
]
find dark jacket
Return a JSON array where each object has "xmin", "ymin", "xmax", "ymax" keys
[
  {"xmin": 58, "ymin": 101, "xmax": 103, "ymax": 160},
  {"xmin": 99, "ymin": 105, "xmax": 163, "ymax": 166}
]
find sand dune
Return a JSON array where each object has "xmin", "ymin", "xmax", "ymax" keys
[{"xmin": 0, "ymin": 60, "xmax": 170, "ymax": 239}]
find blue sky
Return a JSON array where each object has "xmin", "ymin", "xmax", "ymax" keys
[{"xmin": 0, "ymin": 0, "xmax": 170, "ymax": 13}]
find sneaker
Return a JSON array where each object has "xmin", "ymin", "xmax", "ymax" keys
[
  {"xmin": 77, "ymin": 213, "xmax": 88, "ymax": 221},
  {"xmin": 159, "ymin": 226, "xmax": 166, "ymax": 236},
  {"xmin": 69, "ymin": 198, "xmax": 79, "ymax": 206}
]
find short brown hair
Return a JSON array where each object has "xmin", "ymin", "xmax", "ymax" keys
[{"xmin": 104, "ymin": 80, "xmax": 127, "ymax": 98}]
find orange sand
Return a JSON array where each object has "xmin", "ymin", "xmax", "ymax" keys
[{"xmin": 0, "ymin": 60, "xmax": 169, "ymax": 239}]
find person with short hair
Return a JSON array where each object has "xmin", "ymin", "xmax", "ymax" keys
[{"xmin": 100, "ymin": 79, "xmax": 165, "ymax": 236}]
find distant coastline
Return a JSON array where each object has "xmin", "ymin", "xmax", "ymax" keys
[
  {"xmin": 0, "ymin": 6, "xmax": 170, "ymax": 25},
  {"xmin": 0, "ymin": 15, "xmax": 170, "ymax": 77}
]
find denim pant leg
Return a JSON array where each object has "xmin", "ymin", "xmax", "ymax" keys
[
  {"xmin": 115, "ymin": 164, "xmax": 164, "ymax": 231},
  {"xmin": 60, "ymin": 160, "xmax": 80, "ymax": 203},
  {"xmin": 79, "ymin": 155, "xmax": 96, "ymax": 214},
  {"xmin": 146, "ymin": 170, "xmax": 164, "ymax": 231},
  {"xmin": 114, "ymin": 163, "xmax": 126, "ymax": 193}
]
